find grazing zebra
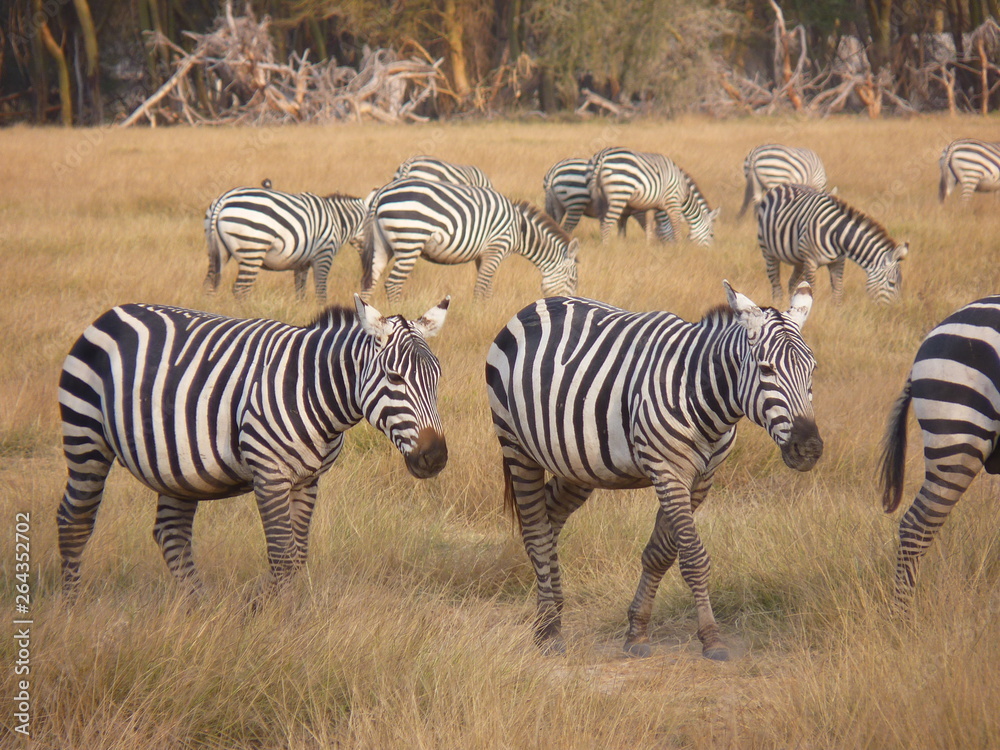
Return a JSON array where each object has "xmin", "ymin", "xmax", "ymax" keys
[
  {"xmin": 737, "ymin": 144, "xmax": 828, "ymax": 219},
  {"xmin": 486, "ymin": 281, "xmax": 822, "ymax": 660},
  {"xmin": 361, "ymin": 178, "xmax": 579, "ymax": 303},
  {"xmin": 542, "ymin": 157, "xmax": 646, "ymax": 236},
  {"xmin": 939, "ymin": 138, "xmax": 1000, "ymax": 202},
  {"xmin": 880, "ymin": 295, "xmax": 1000, "ymax": 611},
  {"xmin": 393, "ymin": 155, "xmax": 493, "ymax": 188},
  {"xmin": 756, "ymin": 183, "xmax": 908, "ymax": 305},
  {"xmin": 57, "ymin": 296, "xmax": 450, "ymax": 596},
  {"xmin": 589, "ymin": 146, "xmax": 719, "ymax": 246},
  {"xmin": 204, "ymin": 186, "xmax": 370, "ymax": 300}
]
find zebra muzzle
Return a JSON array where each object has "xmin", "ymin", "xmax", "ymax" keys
[
  {"xmin": 780, "ymin": 417, "xmax": 824, "ymax": 472},
  {"xmin": 404, "ymin": 427, "xmax": 448, "ymax": 479}
]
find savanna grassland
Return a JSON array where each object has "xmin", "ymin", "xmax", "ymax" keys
[{"xmin": 1, "ymin": 116, "xmax": 1000, "ymax": 749}]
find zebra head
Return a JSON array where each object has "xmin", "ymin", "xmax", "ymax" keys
[
  {"xmin": 354, "ymin": 295, "xmax": 450, "ymax": 479},
  {"xmin": 725, "ymin": 280, "xmax": 823, "ymax": 472},
  {"xmin": 866, "ymin": 243, "xmax": 908, "ymax": 304},
  {"xmin": 541, "ymin": 238, "xmax": 580, "ymax": 297},
  {"xmin": 690, "ymin": 207, "xmax": 722, "ymax": 247}
]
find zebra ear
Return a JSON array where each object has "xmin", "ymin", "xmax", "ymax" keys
[
  {"xmin": 414, "ymin": 296, "xmax": 451, "ymax": 339},
  {"xmin": 566, "ymin": 238, "xmax": 580, "ymax": 260},
  {"xmin": 723, "ymin": 279, "xmax": 766, "ymax": 343},
  {"xmin": 892, "ymin": 242, "xmax": 909, "ymax": 262},
  {"xmin": 354, "ymin": 294, "xmax": 390, "ymax": 343},
  {"xmin": 786, "ymin": 282, "xmax": 813, "ymax": 329}
]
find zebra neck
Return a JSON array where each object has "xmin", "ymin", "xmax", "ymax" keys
[
  {"xmin": 828, "ymin": 218, "xmax": 891, "ymax": 270},
  {"xmin": 681, "ymin": 181, "xmax": 710, "ymax": 223},
  {"xmin": 300, "ymin": 325, "xmax": 368, "ymax": 436},
  {"xmin": 516, "ymin": 222, "xmax": 562, "ymax": 271},
  {"xmin": 684, "ymin": 320, "xmax": 747, "ymax": 438}
]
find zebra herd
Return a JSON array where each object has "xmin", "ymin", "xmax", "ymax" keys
[{"xmin": 56, "ymin": 137, "xmax": 1000, "ymax": 662}]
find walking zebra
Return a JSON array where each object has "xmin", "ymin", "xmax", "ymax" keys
[
  {"xmin": 486, "ymin": 281, "xmax": 822, "ymax": 660},
  {"xmin": 589, "ymin": 146, "xmax": 719, "ymax": 246},
  {"xmin": 393, "ymin": 155, "xmax": 493, "ymax": 188},
  {"xmin": 204, "ymin": 186, "xmax": 370, "ymax": 300},
  {"xmin": 361, "ymin": 178, "xmax": 579, "ymax": 302},
  {"xmin": 756, "ymin": 183, "xmax": 908, "ymax": 305},
  {"xmin": 542, "ymin": 157, "xmax": 645, "ymax": 235},
  {"xmin": 939, "ymin": 138, "xmax": 1000, "ymax": 202},
  {"xmin": 57, "ymin": 296, "xmax": 450, "ymax": 596},
  {"xmin": 737, "ymin": 144, "xmax": 828, "ymax": 219},
  {"xmin": 880, "ymin": 295, "xmax": 1000, "ymax": 611}
]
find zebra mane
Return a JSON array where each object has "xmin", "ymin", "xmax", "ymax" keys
[
  {"xmin": 699, "ymin": 305, "xmax": 735, "ymax": 326},
  {"xmin": 307, "ymin": 305, "xmax": 358, "ymax": 329},
  {"xmin": 681, "ymin": 168, "xmax": 710, "ymax": 204},
  {"xmin": 323, "ymin": 192, "xmax": 361, "ymax": 201},
  {"xmin": 823, "ymin": 190, "xmax": 893, "ymax": 243},
  {"xmin": 516, "ymin": 200, "xmax": 572, "ymax": 244}
]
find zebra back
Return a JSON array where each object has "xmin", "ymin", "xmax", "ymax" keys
[{"xmin": 394, "ymin": 155, "xmax": 493, "ymax": 188}]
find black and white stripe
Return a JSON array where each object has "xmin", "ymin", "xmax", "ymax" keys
[
  {"xmin": 589, "ymin": 146, "xmax": 718, "ymax": 245},
  {"xmin": 542, "ymin": 157, "xmax": 645, "ymax": 235},
  {"xmin": 756, "ymin": 183, "xmax": 908, "ymax": 305},
  {"xmin": 361, "ymin": 178, "xmax": 579, "ymax": 302},
  {"xmin": 880, "ymin": 295, "xmax": 1000, "ymax": 611},
  {"xmin": 204, "ymin": 186, "xmax": 370, "ymax": 300},
  {"xmin": 57, "ymin": 297, "xmax": 450, "ymax": 596},
  {"xmin": 738, "ymin": 144, "xmax": 828, "ymax": 218},
  {"xmin": 939, "ymin": 138, "xmax": 1000, "ymax": 202},
  {"xmin": 486, "ymin": 282, "xmax": 822, "ymax": 660},
  {"xmin": 393, "ymin": 155, "xmax": 493, "ymax": 188}
]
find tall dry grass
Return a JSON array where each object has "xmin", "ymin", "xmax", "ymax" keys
[{"xmin": 1, "ymin": 116, "xmax": 999, "ymax": 749}]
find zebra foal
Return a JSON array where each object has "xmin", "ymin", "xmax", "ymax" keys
[
  {"xmin": 939, "ymin": 138, "xmax": 1000, "ymax": 202},
  {"xmin": 361, "ymin": 178, "xmax": 579, "ymax": 303},
  {"xmin": 393, "ymin": 155, "xmax": 493, "ymax": 188},
  {"xmin": 487, "ymin": 281, "xmax": 822, "ymax": 660},
  {"xmin": 204, "ymin": 185, "xmax": 370, "ymax": 300},
  {"xmin": 738, "ymin": 144, "xmax": 828, "ymax": 219},
  {"xmin": 756, "ymin": 184, "xmax": 908, "ymax": 305},
  {"xmin": 880, "ymin": 295, "xmax": 1000, "ymax": 611},
  {"xmin": 589, "ymin": 146, "xmax": 719, "ymax": 246},
  {"xmin": 57, "ymin": 296, "xmax": 450, "ymax": 596}
]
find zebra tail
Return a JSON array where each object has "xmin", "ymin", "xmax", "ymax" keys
[
  {"xmin": 737, "ymin": 174, "xmax": 755, "ymax": 219},
  {"xmin": 939, "ymin": 165, "xmax": 949, "ymax": 202},
  {"xmin": 879, "ymin": 382, "xmax": 912, "ymax": 513},
  {"xmin": 204, "ymin": 204, "xmax": 223, "ymax": 283},
  {"xmin": 501, "ymin": 458, "xmax": 523, "ymax": 532}
]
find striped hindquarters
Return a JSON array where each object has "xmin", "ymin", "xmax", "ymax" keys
[
  {"xmin": 739, "ymin": 144, "xmax": 827, "ymax": 217},
  {"xmin": 543, "ymin": 158, "xmax": 591, "ymax": 229},
  {"xmin": 939, "ymin": 139, "xmax": 1000, "ymax": 202},
  {"xmin": 394, "ymin": 156, "xmax": 493, "ymax": 188}
]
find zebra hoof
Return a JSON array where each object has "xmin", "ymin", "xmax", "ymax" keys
[
  {"xmin": 622, "ymin": 639, "xmax": 651, "ymax": 658},
  {"xmin": 702, "ymin": 644, "xmax": 730, "ymax": 662},
  {"xmin": 538, "ymin": 636, "xmax": 566, "ymax": 656}
]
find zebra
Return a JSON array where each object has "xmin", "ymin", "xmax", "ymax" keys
[
  {"xmin": 939, "ymin": 138, "xmax": 1000, "ymax": 202},
  {"xmin": 542, "ymin": 157, "xmax": 646, "ymax": 236},
  {"xmin": 737, "ymin": 144, "xmax": 828, "ymax": 219},
  {"xmin": 204, "ymin": 186, "xmax": 371, "ymax": 301},
  {"xmin": 393, "ymin": 155, "xmax": 493, "ymax": 188},
  {"xmin": 880, "ymin": 295, "xmax": 1000, "ymax": 612},
  {"xmin": 588, "ymin": 146, "xmax": 719, "ymax": 246},
  {"xmin": 361, "ymin": 178, "xmax": 579, "ymax": 303},
  {"xmin": 56, "ymin": 296, "xmax": 450, "ymax": 597},
  {"xmin": 486, "ymin": 281, "xmax": 822, "ymax": 660},
  {"xmin": 756, "ymin": 183, "xmax": 908, "ymax": 305}
]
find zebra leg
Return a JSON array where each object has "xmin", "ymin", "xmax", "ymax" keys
[
  {"xmin": 502, "ymin": 452, "xmax": 565, "ymax": 653},
  {"xmin": 293, "ymin": 268, "xmax": 309, "ymax": 300},
  {"xmin": 764, "ymin": 254, "xmax": 784, "ymax": 303},
  {"xmin": 600, "ymin": 199, "xmax": 626, "ymax": 244},
  {"xmin": 384, "ymin": 251, "xmax": 420, "ymax": 303},
  {"xmin": 152, "ymin": 495, "xmax": 203, "ymax": 596},
  {"xmin": 827, "ymin": 258, "xmax": 846, "ymax": 304},
  {"xmin": 653, "ymin": 209, "xmax": 674, "ymax": 242},
  {"xmin": 666, "ymin": 207, "xmax": 684, "ymax": 244},
  {"xmin": 892, "ymin": 439, "xmax": 985, "ymax": 613},
  {"xmin": 562, "ymin": 204, "xmax": 585, "ymax": 233},
  {"xmin": 312, "ymin": 252, "xmax": 333, "ymax": 302},
  {"xmin": 57, "ymin": 440, "xmax": 115, "ymax": 596},
  {"xmin": 233, "ymin": 255, "xmax": 266, "ymax": 299},
  {"xmin": 624, "ymin": 505, "xmax": 677, "ymax": 658},
  {"xmin": 544, "ymin": 478, "xmax": 594, "ymax": 625},
  {"xmin": 253, "ymin": 474, "xmax": 298, "ymax": 595},
  {"xmin": 288, "ymin": 480, "xmax": 320, "ymax": 574},
  {"xmin": 472, "ymin": 250, "xmax": 506, "ymax": 300}
]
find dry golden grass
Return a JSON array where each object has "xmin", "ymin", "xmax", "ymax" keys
[{"xmin": 1, "ymin": 115, "xmax": 999, "ymax": 749}]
